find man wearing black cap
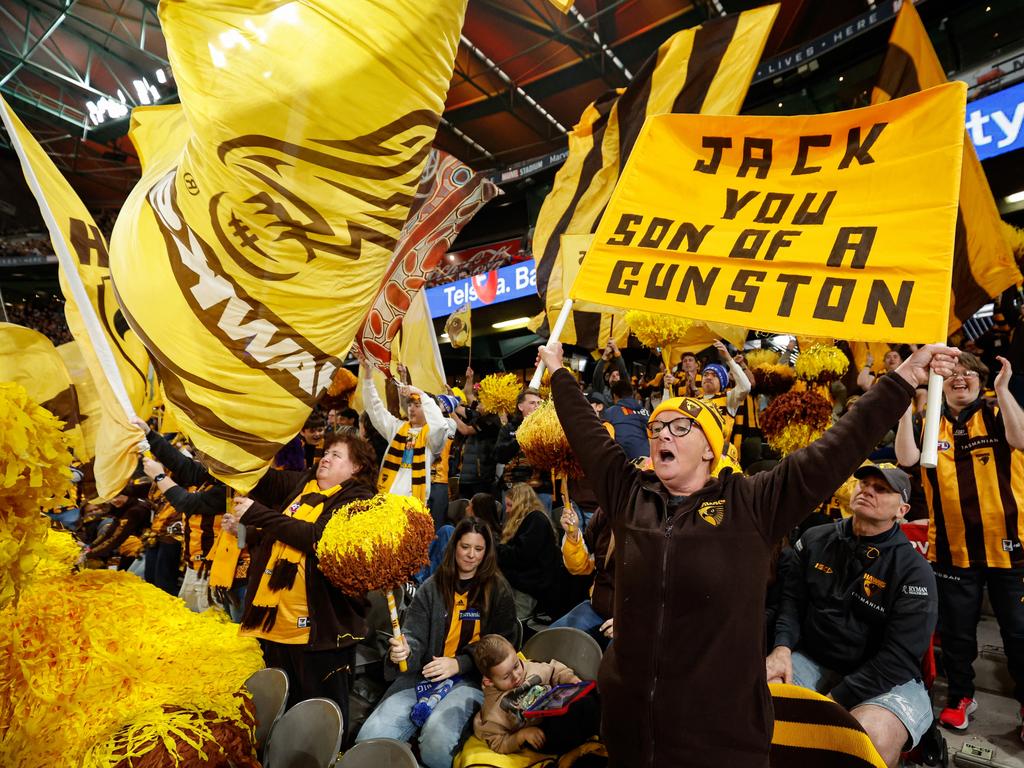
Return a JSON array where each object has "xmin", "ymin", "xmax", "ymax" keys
[{"xmin": 767, "ymin": 463, "xmax": 937, "ymax": 767}]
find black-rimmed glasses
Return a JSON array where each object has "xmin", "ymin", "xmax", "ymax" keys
[{"xmin": 646, "ymin": 417, "xmax": 695, "ymax": 439}]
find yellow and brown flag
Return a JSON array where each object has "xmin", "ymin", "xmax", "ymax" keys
[
  {"xmin": 108, "ymin": 0, "xmax": 468, "ymax": 491},
  {"xmin": 872, "ymin": 1, "xmax": 1021, "ymax": 334},
  {"xmin": 0, "ymin": 97, "xmax": 151, "ymax": 500},
  {"xmin": 530, "ymin": 5, "xmax": 778, "ymax": 349},
  {"xmin": 0, "ymin": 324, "xmax": 87, "ymax": 461},
  {"xmin": 444, "ymin": 302, "xmax": 472, "ymax": 349}
]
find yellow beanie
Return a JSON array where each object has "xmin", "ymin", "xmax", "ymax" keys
[{"xmin": 648, "ymin": 396, "xmax": 726, "ymax": 465}]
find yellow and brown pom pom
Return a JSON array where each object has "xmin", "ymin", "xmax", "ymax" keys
[
  {"xmin": 624, "ymin": 311, "xmax": 697, "ymax": 349},
  {"xmin": 794, "ymin": 345, "xmax": 849, "ymax": 386},
  {"xmin": 751, "ymin": 364, "xmax": 796, "ymax": 396},
  {"xmin": 477, "ymin": 373, "xmax": 521, "ymax": 415},
  {"xmin": 760, "ymin": 389, "xmax": 833, "ymax": 457},
  {"xmin": 0, "ymin": 568, "xmax": 264, "ymax": 768},
  {"xmin": 744, "ymin": 348, "xmax": 780, "ymax": 369},
  {"xmin": 516, "ymin": 400, "xmax": 582, "ymax": 478},
  {"xmin": 0, "ymin": 382, "xmax": 74, "ymax": 609},
  {"xmin": 317, "ymin": 494, "xmax": 434, "ymax": 597}
]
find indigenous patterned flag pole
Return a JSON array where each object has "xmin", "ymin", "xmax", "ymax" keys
[{"xmin": 355, "ymin": 149, "xmax": 499, "ymax": 380}]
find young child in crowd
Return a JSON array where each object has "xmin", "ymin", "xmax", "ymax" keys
[{"xmin": 472, "ymin": 634, "xmax": 600, "ymax": 755}]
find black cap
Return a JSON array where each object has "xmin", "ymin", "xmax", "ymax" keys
[
  {"xmin": 585, "ymin": 390, "xmax": 611, "ymax": 407},
  {"xmin": 853, "ymin": 462, "xmax": 911, "ymax": 503}
]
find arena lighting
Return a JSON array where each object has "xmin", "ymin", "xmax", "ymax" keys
[
  {"xmin": 491, "ymin": 317, "xmax": 531, "ymax": 331},
  {"xmin": 1004, "ymin": 190, "xmax": 1024, "ymax": 204}
]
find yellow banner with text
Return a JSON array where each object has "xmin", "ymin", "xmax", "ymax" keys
[{"xmin": 569, "ymin": 83, "xmax": 967, "ymax": 343}]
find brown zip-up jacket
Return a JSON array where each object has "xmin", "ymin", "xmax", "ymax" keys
[{"xmin": 551, "ymin": 368, "xmax": 915, "ymax": 768}]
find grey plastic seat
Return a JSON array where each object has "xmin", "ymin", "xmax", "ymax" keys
[
  {"xmin": 244, "ymin": 667, "xmax": 289, "ymax": 755},
  {"xmin": 337, "ymin": 739, "xmax": 418, "ymax": 767},
  {"xmin": 264, "ymin": 697, "xmax": 344, "ymax": 768},
  {"xmin": 523, "ymin": 626, "xmax": 603, "ymax": 682}
]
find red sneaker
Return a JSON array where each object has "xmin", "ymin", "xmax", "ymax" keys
[{"xmin": 939, "ymin": 698, "xmax": 977, "ymax": 730}]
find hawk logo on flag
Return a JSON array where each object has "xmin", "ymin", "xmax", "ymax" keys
[
  {"xmin": 211, "ymin": 118, "xmax": 436, "ymax": 280},
  {"xmin": 445, "ymin": 303, "xmax": 472, "ymax": 349}
]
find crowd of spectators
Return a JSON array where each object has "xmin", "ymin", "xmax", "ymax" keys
[
  {"xmin": 4, "ymin": 296, "xmax": 72, "ymax": 344},
  {"xmin": 426, "ymin": 241, "xmax": 530, "ymax": 288},
  {"xmin": 33, "ymin": 251, "xmax": 1024, "ymax": 766}
]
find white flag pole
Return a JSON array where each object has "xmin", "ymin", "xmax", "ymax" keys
[
  {"xmin": 0, "ymin": 99, "xmax": 148, "ymax": 453},
  {"xmin": 530, "ymin": 299, "xmax": 574, "ymax": 389},
  {"xmin": 919, "ymin": 363, "xmax": 944, "ymax": 469}
]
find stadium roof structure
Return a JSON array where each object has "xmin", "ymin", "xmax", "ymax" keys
[{"xmin": 0, "ymin": 0, "xmax": 1018, "ymax": 212}]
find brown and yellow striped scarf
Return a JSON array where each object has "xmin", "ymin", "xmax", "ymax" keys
[
  {"xmin": 377, "ymin": 422, "xmax": 428, "ymax": 502},
  {"xmin": 239, "ymin": 479, "xmax": 340, "ymax": 633}
]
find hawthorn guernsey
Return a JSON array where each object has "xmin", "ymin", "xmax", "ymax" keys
[{"xmin": 568, "ymin": 83, "xmax": 967, "ymax": 344}]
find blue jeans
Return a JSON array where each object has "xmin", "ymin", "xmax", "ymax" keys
[
  {"xmin": 551, "ymin": 600, "xmax": 604, "ymax": 633},
  {"xmin": 790, "ymin": 650, "xmax": 933, "ymax": 747},
  {"xmin": 355, "ymin": 679, "xmax": 482, "ymax": 768}
]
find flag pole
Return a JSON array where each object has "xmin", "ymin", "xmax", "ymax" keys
[
  {"xmin": 919, "ymin": 363, "xmax": 944, "ymax": 468},
  {"xmin": 530, "ymin": 299, "xmax": 574, "ymax": 389},
  {"xmin": 0, "ymin": 99, "xmax": 147, "ymax": 454}
]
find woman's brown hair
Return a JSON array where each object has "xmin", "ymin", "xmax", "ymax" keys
[
  {"xmin": 323, "ymin": 430, "xmax": 378, "ymax": 488},
  {"xmin": 435, "ymin": 517, "xmax": 503, "ymax": 614}
]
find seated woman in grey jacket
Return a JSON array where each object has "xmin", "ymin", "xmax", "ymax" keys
[{"xmin": 355, "ymin": 517, "xmax": 518, "ymax": 768}]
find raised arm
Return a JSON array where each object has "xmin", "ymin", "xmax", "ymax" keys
[
  {"xmin": 133, "ymin": 418, "xmax": 212, "ymax": 488},
  {"xmin": 361, "ymin": 368, "xmax": 400, "ymax": 441},
  {"xmin": 894, "ymin": 406, "xmax": 921, "ymax": 466},
  {"xmin": 414, "ymin": 386, "xmax": 448, "ymax": 454},
  {"xmin": 994, "ymin": 356, "xmax": 1024, "ymax": 450},
  {"xmin": 542, "ymin": 343, "xmax": 640, "ymax": 523}
]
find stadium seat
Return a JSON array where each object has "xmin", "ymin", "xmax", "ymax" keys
[
  {"xmin": 244, "ymin": 667, "xmax": 289, "ymax": 758},
  {"xmin": 337, "ymin": 738, "xmax": 418, "ymax": 767},
  {"xmin": 263, "ymin": 697, "xmax": 344, "ymax": 768},
  {"xmin": 523, "ymin": 627, "xmax": 602, "ymax": 682}
]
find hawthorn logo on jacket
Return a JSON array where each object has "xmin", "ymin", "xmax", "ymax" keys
[
  {"xmin": 697, "ymin": 499, "xmax": 726, "ymax": 527},
  {"xmin": 862, "ymin": 573, "xmax": 887, "ymax": 598}
]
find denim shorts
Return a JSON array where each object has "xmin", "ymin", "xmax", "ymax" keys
[{"xmin": 790, "ymin": 650, "xmax": 933, "ymax": 747}]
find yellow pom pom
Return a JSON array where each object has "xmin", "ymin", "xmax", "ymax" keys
[
  {"xmin": 744, "ymin": 348, "xmax": 780, "ymax": 369},
  {"xmin": 794, "ymin": 344, "xmax": 849, "ymax": 386},
  {"xmin": 477, "ymin": 373, "xmax": 521, "ymax": 415},
  {"xmin": 0, "ymin": 569, "xmax": 264, "ymax": 767},
  {"xmin": 624, "ymin": 311, "xmax": 697, "ymax": 349},
  {"xmin": 317, "ymin": 493, "xmax": 434, "ymax": 596},
  {"xmin": 0, "ymin": 382, "xmax": 74, "ymax": 609},
  {"xmin": 516, "ymin": 400, "xmax": 581, "ymax": 478}
]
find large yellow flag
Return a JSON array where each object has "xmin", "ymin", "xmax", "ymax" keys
[
  {"xmin": 569, "ymin": 84, "xmax": 966, "ymax": 344},
  {"xmin": 0, "ymin": 97, "xmax": 150, "ymax": 500},
  {"xmin": 108, "ymin": 0, "xmax": 467, "ymax": 491},
  {"xmin": 872, "ymin": 1, "xmax": 1021, "ymax": 334},
  {"xmin": 0, "ymin": 324, "xmax": 86, "ymax": 461},
  {"xmin": 530, "ymin": 5, "xmax": 778, "ymax": 349}
]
